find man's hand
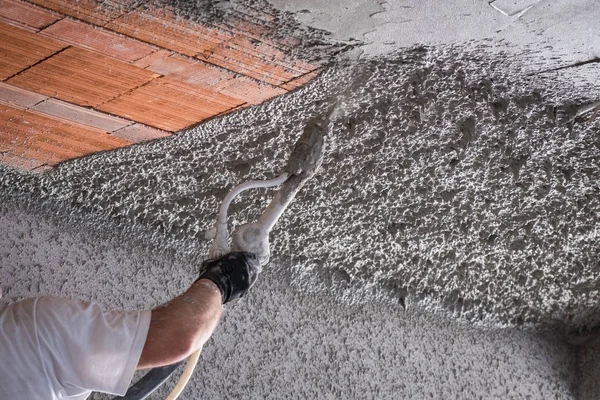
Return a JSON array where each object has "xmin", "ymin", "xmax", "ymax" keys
[{"xmin": 198, "ymin": 252, "xmax": 261, "ymax": 304}]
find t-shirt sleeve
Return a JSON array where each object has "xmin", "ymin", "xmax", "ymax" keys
[{"xmin": 34, "ymin": 296, "xmax": 151, "ymax": 396}]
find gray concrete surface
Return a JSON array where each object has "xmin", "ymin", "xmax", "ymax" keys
[
  {"xmin": 267, "ymin": 0, "xmax": 600, "ymax": 68},
  {"xmin": 2, "ymin": 0, "xmax": 600, "ymax": 398}
]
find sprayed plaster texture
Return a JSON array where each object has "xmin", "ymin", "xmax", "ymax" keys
[
  {"xmin": 1, "ymin": 44, "xmax": 599, "ymax": 329},
  {"xmin": 0, "ymin": 202, "xmax": 576, "ymax": 399}
]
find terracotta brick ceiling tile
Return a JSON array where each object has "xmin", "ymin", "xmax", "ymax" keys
[
  {"xmin": 0, "ymin": 82, "xmax": 48, "ymax": 108},
  {"xmin": 132, "ymin": 49, "xmax": 174, "ymax": 68},
  {"xmin": 140, "ymin": 52, "xmax": 230, "ymax": 89},
  {"xmin": 196, "ymin": 49, "xmax": 292, "ymax": 86},
  {"xmin": 136, "ymin": 51, "xmax": 286, "ymax": 104},
  {"xmin": 218, "ymin": 78, "xmax": 286, "ymax": 105},
  {"xmin": 227, "ymin": 35, "xmax": 314, "ymax": 74},
  {"xmin": 106, "ymin": 8, "xmax": 232, "ymax": 57},
  {"xmin": 8, "ymin": 46, "xmax": 159, "ymax": 107},
  {"xmin": 98, "ymin": 77, "xmax": 244, "ymax": 132},
  {"xmin": 0, "ymin": 1, "xmax": 320, "ymax": 171},
  {"xmin": 280, "ymin": 69, "xmax": 322, "ymax": 91},
  {"xmin": 0, "ymin": 0, "xmax": 62, "ymax": 31},
  {"xmin": 27, "ymin": 0, "xmax": 127, "ymax": 26},
  {"xmin": 0, "ymin": 104, "xmax": 131, "ymax": 167},
  {"xmin": 111, "ymin": 123, "xmax": 171, "ymax": 143},
  {"xmin": 40, "ymin": 18, "xmax": 157, "ymax": 62},
  {"xmin": 195, "ymin": 36, "xmax": 310, "ymax": 86},
  {"xmin": 0, "ymin": 16, "xmax": 37, "ymax": 33},
  {"xmin": 0, "ymin": 152, "xmax": 46, "ymax": 171},
  {"xmin": 32, "ymin": 98, "xmax": 132, "ymax": 132},
  {"xmin": 0, "ymin": 21, "xmax": 67, "ymax": 80}
]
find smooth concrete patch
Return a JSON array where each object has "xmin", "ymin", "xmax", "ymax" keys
[{"xmin": 266, "ymin": 0, "xmax": 600, "ymax": 71}]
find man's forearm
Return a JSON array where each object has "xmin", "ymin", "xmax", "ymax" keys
[{"xmin": 137, "ymin": 279, "xmax": 223, "ymax": 369}]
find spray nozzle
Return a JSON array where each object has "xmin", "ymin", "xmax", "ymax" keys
[{"xmin": 206, "ymin": 111, "xmax": 329, "ymax": 265}]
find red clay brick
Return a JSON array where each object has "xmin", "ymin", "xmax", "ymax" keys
[
  {"xmin": 0, "ymin": 16, "xmax": 38, "ymax": 32},
  {"xmin": 280, "ymin": 69, "xmax": 322, "ymax": 91},
  {"xmin": 0, "ymin": 82, "xmax": 47, "ymax": 107},
  {"xmin": 98, "ymin": 77, "xmax": 244, "ymax": 131},
  {"xmin": 9, "ymin": 46, "xmax": 159, "ymax": 107},
  {"xmin": 106, "ymin": 8, "xmax": 232, "ymax": 57},
  {"xmin": 111, "ymin": 123, "xmax": 171, "ymax": 142},
  {"xmin": 216, "ymin": 34, "xmax": 315, "ymax": 74},
  {"xmin": 0, "ymin": 104, "xmax": 131, "ymax": 168},
  {"xmin": 132, "ymin": 49, "xmax": 174, "ymax": 69},
  {"xmin": 137, "ymin": 52, "xmax": 286, "ymax": 104},
  {"xmin": 196, "ymin": 36, "xmax": 305, "ymax": 86},
  {"xmin": 141, "ymin": 53, "xmax": 232, "ymax": 88},
  {"xmin": 27, "ymin": 0, "xmax": 125, "ymax": 26},
  {"xmin": 0, "ymin": 21, "xmax": 67, "ymax": 80},
  {"xmin": 32, "ymin": 98, "xmax": 132, "ymax": 132},
  {"xmin": 0, "ymin": 0, "xmax": 62, "ymax": 30},
  {"xmin": 0, "ymin": 152, "xmax": 46, "ymax": 171},
  {"xmin": 214, "ymin": 103, "xmax": 247, "ymax": 117},
  {"xmin": 219, "ymin": 78, "xmax": 286, "ymax": 105},
  {"xmin": 40, "ymin": 18, "xmax": 156, "ymax": 62}
]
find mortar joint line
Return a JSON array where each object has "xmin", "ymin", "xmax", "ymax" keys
[
  {"xmin": 30, "ymin": 163, "xmax": 49, "ymax": 172},
  {"xmin": 94, "ymin": 73, "xmax": 164, "ymax": 110},
  {"xmin": 279, "ymin": 67, "xmax": 322, "ymax": 87},
  {"xmin": 3, "ymin": 45, "xmax": 72, "ymax": 82},
  {"xmin": 184, "ymin": 101, "xmax": 249, "ymax": 131},
  {"xmin": 216, "ymin": 102, "xmax": 248, "ymax": 117},
  {"xmin": 36, "ymin": 15, "xmax": 66, "ymax": 32}
]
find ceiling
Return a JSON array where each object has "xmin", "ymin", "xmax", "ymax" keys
[{"xmin": 1, "ymin": 0, "xmax": 600, "ymax": 398}]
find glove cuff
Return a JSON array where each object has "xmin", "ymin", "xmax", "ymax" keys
[{"xmin": 197, "ymin": 252, "xmax": 260, "ymax": 304}]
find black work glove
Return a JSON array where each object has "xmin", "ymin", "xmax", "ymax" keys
[{"xmin": 197, "ymin": 252, "xmax": 261, "ymax": 304}]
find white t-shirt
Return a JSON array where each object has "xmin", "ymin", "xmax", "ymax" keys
[{"xmin": 0, "ymin": 296, "xmax": 151, "ymax": 400}]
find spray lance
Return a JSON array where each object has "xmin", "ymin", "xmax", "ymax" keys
[{"xmin": 114, "ymin": 104, "xmax": 337, "ymax": 400}]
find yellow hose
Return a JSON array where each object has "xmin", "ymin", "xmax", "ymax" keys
[{"xmin": 165, "ymin": 349, "xmax": 201, "ymax": 400}]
